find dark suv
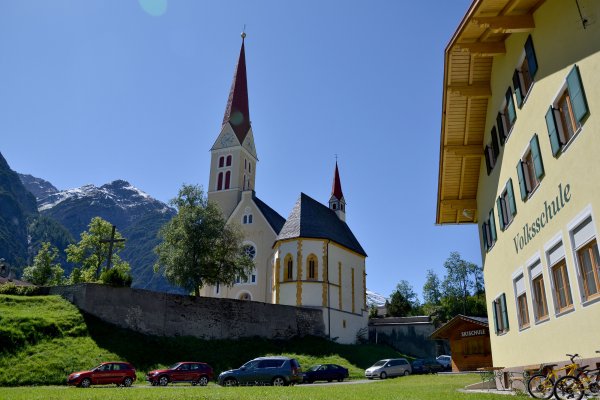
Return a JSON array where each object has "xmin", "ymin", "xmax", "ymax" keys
[
  {"xmin": 146, "ymin": 362, "xmax": 213, "ymax": 386},
  {"xmin": 218, "ymin": 357, "xmax": 302, "ymax": 386}
]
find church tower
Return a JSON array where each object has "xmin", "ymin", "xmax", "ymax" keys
[
  {"xmin": 329, "ymin": 162, "xmax": 346, "ymax": 222},
  {"xmin": 208, "ymin": 33, "xmax": 258, "ymax": 219}
]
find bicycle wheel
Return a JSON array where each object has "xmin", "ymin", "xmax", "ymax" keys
[
  {"xmin": 554, "ymin": 376, "xmax": 584, "ymax": 400},
  {"xmin": 527, "ymin": 373, "xmax": 555, "ymax": 399}
]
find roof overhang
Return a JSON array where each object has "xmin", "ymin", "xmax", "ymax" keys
[{"xmin": 436, "ymin": 0, "xmax": 545, "ymax": 225}]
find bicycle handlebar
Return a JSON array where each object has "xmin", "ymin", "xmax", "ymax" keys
[{"xmin": 566, "ymin": 354, "xmax": 580, "ymax": 363}]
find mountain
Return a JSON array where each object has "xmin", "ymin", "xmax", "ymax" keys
[
  {"xmin": 0, "ymin": 152, "xmax": 38, "ymax": 275},
  {"xmin": 20, "ymin": 177, "xmax": 182, "ymax": 293},
  {"xmin": 18, "ymin": 174, "xmax": 59, "ymax": 200},
  {"xmin": 366, "ymin": 290, "xmax": 388, "ymax": 307}
]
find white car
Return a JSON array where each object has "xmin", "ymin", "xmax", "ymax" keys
[
  {"xmin": 436, "ymin": 355, "xmax": 452, "ymax": 370},
  {"xmin": 365, "ymin": 358, "xmax": 411, "ymax": 379}
]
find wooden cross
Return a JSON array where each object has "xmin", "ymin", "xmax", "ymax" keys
[{"xmin": 100, "ymin": 225, "xmax": 125, "ymax": 271}]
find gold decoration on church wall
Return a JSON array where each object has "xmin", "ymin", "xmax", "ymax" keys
[
  {"xmin": 338, "ymin": 262, "xmax": 342, "ymax": 310},
  {"xmin": 274, "ymin": 256, "xmax": 280, "ymax": 304},
  {"xmin": 322, "ymin": 241, "xmax": 328, "ymax": 307},
  {"xmin": 363, "ymin": 270, "xmax": 367, "ymax": 311},
  {"xmin": 296, "ymin": 239, "xmax": 303, "ymax": 306},
  {"xmin": 351, "ymin": 267, "xmax": 355, "ymax": 314}
]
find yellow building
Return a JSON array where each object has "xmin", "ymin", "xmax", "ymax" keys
[{"xmin": 437, "ymin": 0, "xmax": 600, "ymax": 369}]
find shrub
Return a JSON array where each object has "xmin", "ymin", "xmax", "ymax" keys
[
  {"xmin": 99, "ymin": 267, "xmax": 132, "ymax": 287},
  {"xmin": 0, "ymin": 283, "xmax": 42, "ymax": 296}
]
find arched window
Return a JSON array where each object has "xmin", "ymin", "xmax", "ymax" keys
[
  {"xmin": 217, "ymin": 172, "xmax": 223, "ymax": 190},
  {"xmin": 284, "ymin": 254, "xmax": 293, "ymax": 281},
  {"xmin": 248, "ymin": 214, "xmax": 253, "ymax": 223},
  {"xmin": 226, "ymin": 155, "xmax": 232, "ymax": 166},
  {"xmin": 245, "ymin": 159, "xmax": 247, "ymax": 169},
  {"xmin": 307, "ymin": 254, "xmax": 318, "ymax": 280},
  {"xmin": 219, "ymin": 156, "xmax": 224, "ymax": 168},
  {"xmin": 332, "ymin": 203, "xmax": 337, "ymax": 210},
  {"xmin": 243, "ymin": 215, "xmax": 248, "ymax": 224},
  {"xmin": 225, "ymin": 171, "xmax": 231, "ymax": 189}
]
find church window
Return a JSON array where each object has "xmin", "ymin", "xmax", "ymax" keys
[
  {"xmin": 284, "ymin": 254, "xmax": 294, "ymax": 281},
  {"xmin": 332, "ymin": 204, "xmax": 337, "ymax": 210},
  {"xmin": 243, "ymin": 244, "xmax": 256, "ymax": 260},
  {"xmin": 243, "ymin": 215, "xmax": 248, "ymax": 224},
  {"xmin": 217, "ymin": 172, "xmax": 223, "ymax": 191},
  {"xmin": 245, "ymin": 159, "xmax": 247, "ymax": 169},
  {"xmin": 243, "ymin": 175, "xmax": 247, "ymax": 190},
  {"xmin": 219, "ymin": 156, "xmax": 224, "ymax": 168},
  {"xmin": 226, "ymin": 155, "xmax": 232, "ymax": 166},
  {"xmin": 248, "ymin": 214, "xmax": 253, "ymax": 223},
  {"xmin": 307, "ymin": 255, "xmax": 318, "ymax": 280},
  {"xmin": 225, "ymin": 171, "xmax": 231, "ymax": 189}
]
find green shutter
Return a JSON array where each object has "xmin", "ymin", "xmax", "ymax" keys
[
  {"xmin": 496, "ymin": 113, "xmax": 505, "ymax": 143},
  {"xmin": 492, "ymin": 300, "xmax": 500, "ymax": 334},
  {"xmin": 566, "ymin": 65, "xmax": 589, "ymax": 124},
  {"xmin": 500, "ymin": 293, "xmax": 509, "ymax": 331},
  {"xmin": 530, "ymin": 134, "xmax": 545, "ymax": 179},
  {"xmin": 516, "ymin": 161, "xmax": 527, "ymax": 200},
  {"xmin": 482, "ymin": 223, "xmax": 488, "ymax": 251},
  {"xmin": 545, "ymin": 106, "xmax": 561, "ymax": 156},
  {"xmin": 497, "ymin": 197, "xmax": 505, "ymax": 231},
  {"xmin": 513, "ymin": 70, "xmax": 523, "ymax": 108},
  {"xmin": 507, "ymin": 178, "xmax": 517, "ymax": 216},
  {"xmin": 525, "ymin": 35, "xmax": 538, "ymax": 78},
  {"xmin": 491, "ymin": 127, "xmax": 500, "ymax": 158},
  {"xmin": 489, "ymin": 209, "xmax": 497, "ymax": 243},
  {"xmin": 484, "ymin": 146, "xmax": 492, "ymax": 175},
  {"xmin": 506, "ymin": 89, "xmax": 517, "ymax": 126}
]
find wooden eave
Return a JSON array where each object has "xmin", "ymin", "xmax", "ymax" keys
[{"xmin": 436, "ymin": 0, "xmax": 545, "ymax": 225}]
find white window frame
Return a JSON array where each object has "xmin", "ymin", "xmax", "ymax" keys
[
  {"xmin": 544, "ymin": 233, "xmax": 575, "ymax": 317},
  {"xmin": 526, "ymin": 253, "xmax": 549, "ymax": 324},
  {"xmin": 512, "ymin": 268, "xmax": 530, "ymax": 331}
]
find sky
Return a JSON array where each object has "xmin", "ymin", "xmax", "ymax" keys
[{"xmin": 1, "ymin": 0, "xmax": 480, "ymax": 301}]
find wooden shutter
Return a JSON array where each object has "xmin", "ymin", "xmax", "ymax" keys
[
  {"xmin": 507, "ymin": 178, "xmax": 517, "ymax": 216},
  {"xmin": 484, "ymin": 146, "xmax": 492, "ymax": 175},
  {"xmin": 491, "ymin": 128, "xmax": 500, "ymax": 159},
  {"xmin": 497, "ymin": 197, "xmax": 505, "ymax": 231},
  {"xmin": 566, "ymin": 65, "xmax": 589, "ymax": 124},
  {"xmin": 500, "ymin": 293, "xmax": 509, "ymax": 331},
  {"xmin": 525, "ymin": 35, "xmax": 538, "ymax": 78},
  {"xmin": 482, "ymin": 223, "xmax": 488, "ymax": 251},
  {"xmin": 492, "ymin": 299, "xmax": 500, "ymax": 334},
  {"xmin": 516, "ymin": 161, "xmax": 527, "ymax": 200},
  {"xmin": 513, "ymin": 70, "xmax": 523, "ymax": 107},
  {"xmin": 530, "ymin": 134, "xmax": 545, "ymax": 179},
  {"xmin": 489, "ymin": 209, "xmax": 497, "ymax": 243},
  {"xmin": 496, "ymin": 113, "xmax": 506, "ymax": 143},
  {"xmin": 545, "ymin": 106, "xmax": 561, "ymax": 156},
  {"xmin": 506, "ymin": 89, "xmax": 517, "ymax": 126}
]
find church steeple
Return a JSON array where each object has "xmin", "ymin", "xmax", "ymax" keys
[
  {"xmin": 222, "ymin": 33, "xmax": 251, "ymax": 145},
  {"xmin": 329, "ymin": 161, "xmax": 346, "ymax": 222}
]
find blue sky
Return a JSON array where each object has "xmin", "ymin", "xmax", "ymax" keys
[{"xmin": 1, "ymin": 0, "xmax": 480, "ymax": 300}]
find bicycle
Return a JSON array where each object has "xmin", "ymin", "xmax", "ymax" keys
[
  {"xmin": 554, "ymin": 351, "xmax": 600, "ymax": 400},
  {"xmin": 527, "ymin": 354, "xmax": 581, "ymax": 399}
]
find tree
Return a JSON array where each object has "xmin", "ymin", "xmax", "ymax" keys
[
  {"xmin": 386, "ymin": 291, "xmax": 412, "ymax": 317},
  {"xmin": 440, "ymin": 252, "xmax": 485, "ymax": 318},
  {"xmin": 154, "ymin": 184, "xmax": 254, "ymax": 296},
  {"xmin": 22, "ymin": 242, "xmax": 64, "ymax": 286},
  {"xmin": 423, "ymin": 269, "xmax": 442, "ymax": 305},
  {"xmin": 66, "ymin": 217, "xmax": 131, "ymax": 283}
]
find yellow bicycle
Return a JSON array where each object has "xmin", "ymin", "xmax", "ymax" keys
[
  {"xmin": 527, "ymin": 354, "xmax": 581, "ymax": 399},
  {"xmin": 554, "ymin": 351, "xmax": 600, "ymax": 400}
]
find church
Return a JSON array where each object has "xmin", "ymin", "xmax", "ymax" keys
[{"xmin": 200, "ymin": 34, "xmax": 368, "ymax": 344}]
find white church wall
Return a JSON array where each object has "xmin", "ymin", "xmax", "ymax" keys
[{"xmin": 324, "ymin": 308, "xmax": 368, "ymax": 344}]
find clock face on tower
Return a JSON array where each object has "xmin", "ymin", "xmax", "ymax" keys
[{"xmin": 220, "ymin": 132, "xmax": 234, "ymax": 147}]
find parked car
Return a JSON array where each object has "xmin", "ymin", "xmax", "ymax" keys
[
  {"xmin": 302, "ymin": 364, "xmax": 349, "ymax": 383},
  {"xmin": 146, "ymin": 361, "xmax": 213, "ymax": 386},
  {"xmin": 410, "ymin": 359, "xmax": 445, "ymax": 374},
  {"xmin": 218, "ymin": 356, "xmax": 302, "ymax": 386},
  {"xmin": 436, "ymin": 355, "xmax": 452, "ymax": 370},
  {"xmin": 67, "ymin": 362, "xmax": 136, "ymax": 388},
  {"xmin": 364, "ymin": 358, "xmax": 411, "ymax": 379}
]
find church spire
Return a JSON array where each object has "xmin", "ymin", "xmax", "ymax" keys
[
  {"xmin": 329, "ymin": 161, "xmax": 346, "ymax": 222},
  {"xmin": 222, "ymin": 33, "xmax": 251, "ymax": 145}
]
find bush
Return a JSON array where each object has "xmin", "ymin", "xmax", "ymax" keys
[
  {"xmin": 99, "ymin": 267, "xmax": 132, "ymax": 287},
  {"xmin": 0, "ymin": 283, "xmax": 42, "ymax": 296}
]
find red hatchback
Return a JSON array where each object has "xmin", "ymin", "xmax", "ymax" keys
[
  {"xmin": 147, "ymin": 362, "xmax": 214, "ymax": 386},
  {"xmin": 67, "ymin": 362, "xmax": 137, "ymax": 388}
]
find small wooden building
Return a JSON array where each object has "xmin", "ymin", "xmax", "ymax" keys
[{"xmin": 430, "ymin": 315, "xmax": 492, "ymax": 372}]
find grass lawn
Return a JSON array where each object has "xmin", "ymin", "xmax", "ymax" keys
[{"xmin": 0, "ymin": 374, "xmax": 509, "ymax": 400}]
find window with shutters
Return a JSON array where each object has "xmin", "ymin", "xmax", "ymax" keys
[
  {"xmin": 513, "ymin": 274, "xmax": 530, "ymax": 330},
  {"xmin": 546, "ymin": 240, "xmax": 574, "ymax": 314},
  {"xmin": 513, "ymin": 35, "xmax": 538, "ymax": 108},
  {"xmin": 492, "ymin": 294, "xmax": 509, "ymax": 335},
  {"xmin": 546, "ymin": 65, "xmax": 589, "ymax": 157},
  {"xmin": 516, "ymin": 134, "xmax": 544, "ymax": 201},
  {"xmin": 577, "ymin": 239, "xmax": 600, "ymax": 302},
  {"xmin": 484, "ymin": 127, "xmax": 500, "ymax": 175},
  {"xmin": 497, "ymin": 179, "xmax": 517, "ymax": 231},
  {"xmin": 496, "ymin": 89, "xmax": 517, "ymax": 145},
  {"xmin": 481, "ymin": 208, "xmax": 497, "ymax": 252}
]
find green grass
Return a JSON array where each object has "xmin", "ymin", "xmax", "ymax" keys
[
  {"xmin": 0, "ymin": 374, "xmax": 510, "ymax": 400},
  {"xmin": 0, "ymin": 295, "xmax": 406, "ymax": 386}
]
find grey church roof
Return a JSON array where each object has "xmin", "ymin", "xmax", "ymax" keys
[
  {"xmin": 253, "ymin": 194, "xmax": 286, "ymax": 234},
  {"xmin": 276, "ymin": 193, "xmax": 367, "ymax": 257}
]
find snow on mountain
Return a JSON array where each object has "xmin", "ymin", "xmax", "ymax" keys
[
  {"xmin": 366, "ymin": 290, "xmax": 388, "ymax": 307},
  {"xmin": 18, "ymin": 173, "xmax": 59, "ymax": 200}
]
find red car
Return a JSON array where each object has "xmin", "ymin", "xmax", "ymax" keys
[
  {"xmin": 147, "ymin": 361, "xmax": 213, "ymax": 386},
  {"xmin": 67, "ymin": 362, "xmax": 136, "ymax": 388}
]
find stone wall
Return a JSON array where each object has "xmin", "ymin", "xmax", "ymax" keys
[{"xmin": 49, "ymin": 284, "xmax": 325, "ymax": 340}]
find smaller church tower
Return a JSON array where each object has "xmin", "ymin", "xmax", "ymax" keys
[{"xmin": 329, "ymin": 162, "xmax": 346, "ymax": 222}]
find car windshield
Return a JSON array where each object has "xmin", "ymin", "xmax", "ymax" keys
[
  {"xmin": 169, "ymin": 363, "xmax": 181, "ymax": 370},
  {"xmin": 372, "ymin": 360, "xmax": 386, "ymax": 367},
  {"xmin": 308, "ymin": 365, "xmax": 320, "ymax": 372}
]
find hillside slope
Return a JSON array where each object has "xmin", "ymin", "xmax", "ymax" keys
[{"xmin": 0, "ymin": 294, "xmax": 404, "ymax": 386}]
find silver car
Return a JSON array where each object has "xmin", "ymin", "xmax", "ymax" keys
[{"xmin": 365, "ymin": 358, "xmax": 411, "ymax": 379}]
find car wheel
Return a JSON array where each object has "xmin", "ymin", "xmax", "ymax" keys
[
  {"xmin": 367, "ymin": 377, "xmax": 373, "ymax": 380},
  {"xmin": 198, "ymin": 376, "xmax": 209, "ymax": 386},
  {"xmin": 158, "ymin": 375, "xmax": 169, "ymax": 386},
  {"xmin": 337, "ymin": 377, "xmax": 344, "ymax": 382},
  {"xmin": 223, "ymin": 378, "xmax": 238, "ymax": 387},
  {"xmin": 403, "ymin": 370, "xmax": 410, "ymax": 376},
  {"xmin": 80, "ymin": 378, "xmax": 91, "ymax": 388},
  {"xmin": 327, "ymin": 379, "xmax": 332, "ymax": 382},
  {"xmin": 272, "ymin": 376, "xmax": 286, "ymax": 386},
  {"xmin": 380, "ymin": 371, "xmax": 387, "ymax": 379},
  {"xmin": 123, "ymin": 377, "xmax": 133, "ymax": 387}
]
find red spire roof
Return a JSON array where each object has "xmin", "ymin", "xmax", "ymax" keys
[
  {"xmin": 331, "ymin": 162, "xmax": 344, "ymax": 200},
  {"xmin": 222, "ymin": 36, "xmax": 251, "ymax": 144}
]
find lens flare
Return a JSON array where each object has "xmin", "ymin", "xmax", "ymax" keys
[{"xmin": 138, "ymin": 0, "xmax": 167, "ymax": 17}]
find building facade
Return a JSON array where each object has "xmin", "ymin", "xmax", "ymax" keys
[
  {"xmin": 437, "ymin": 0, "xmax": 600, "ymax": 369},
  {"xmin": 201, "ymin": 36, "xmax": 368, "ymax": 343}
]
